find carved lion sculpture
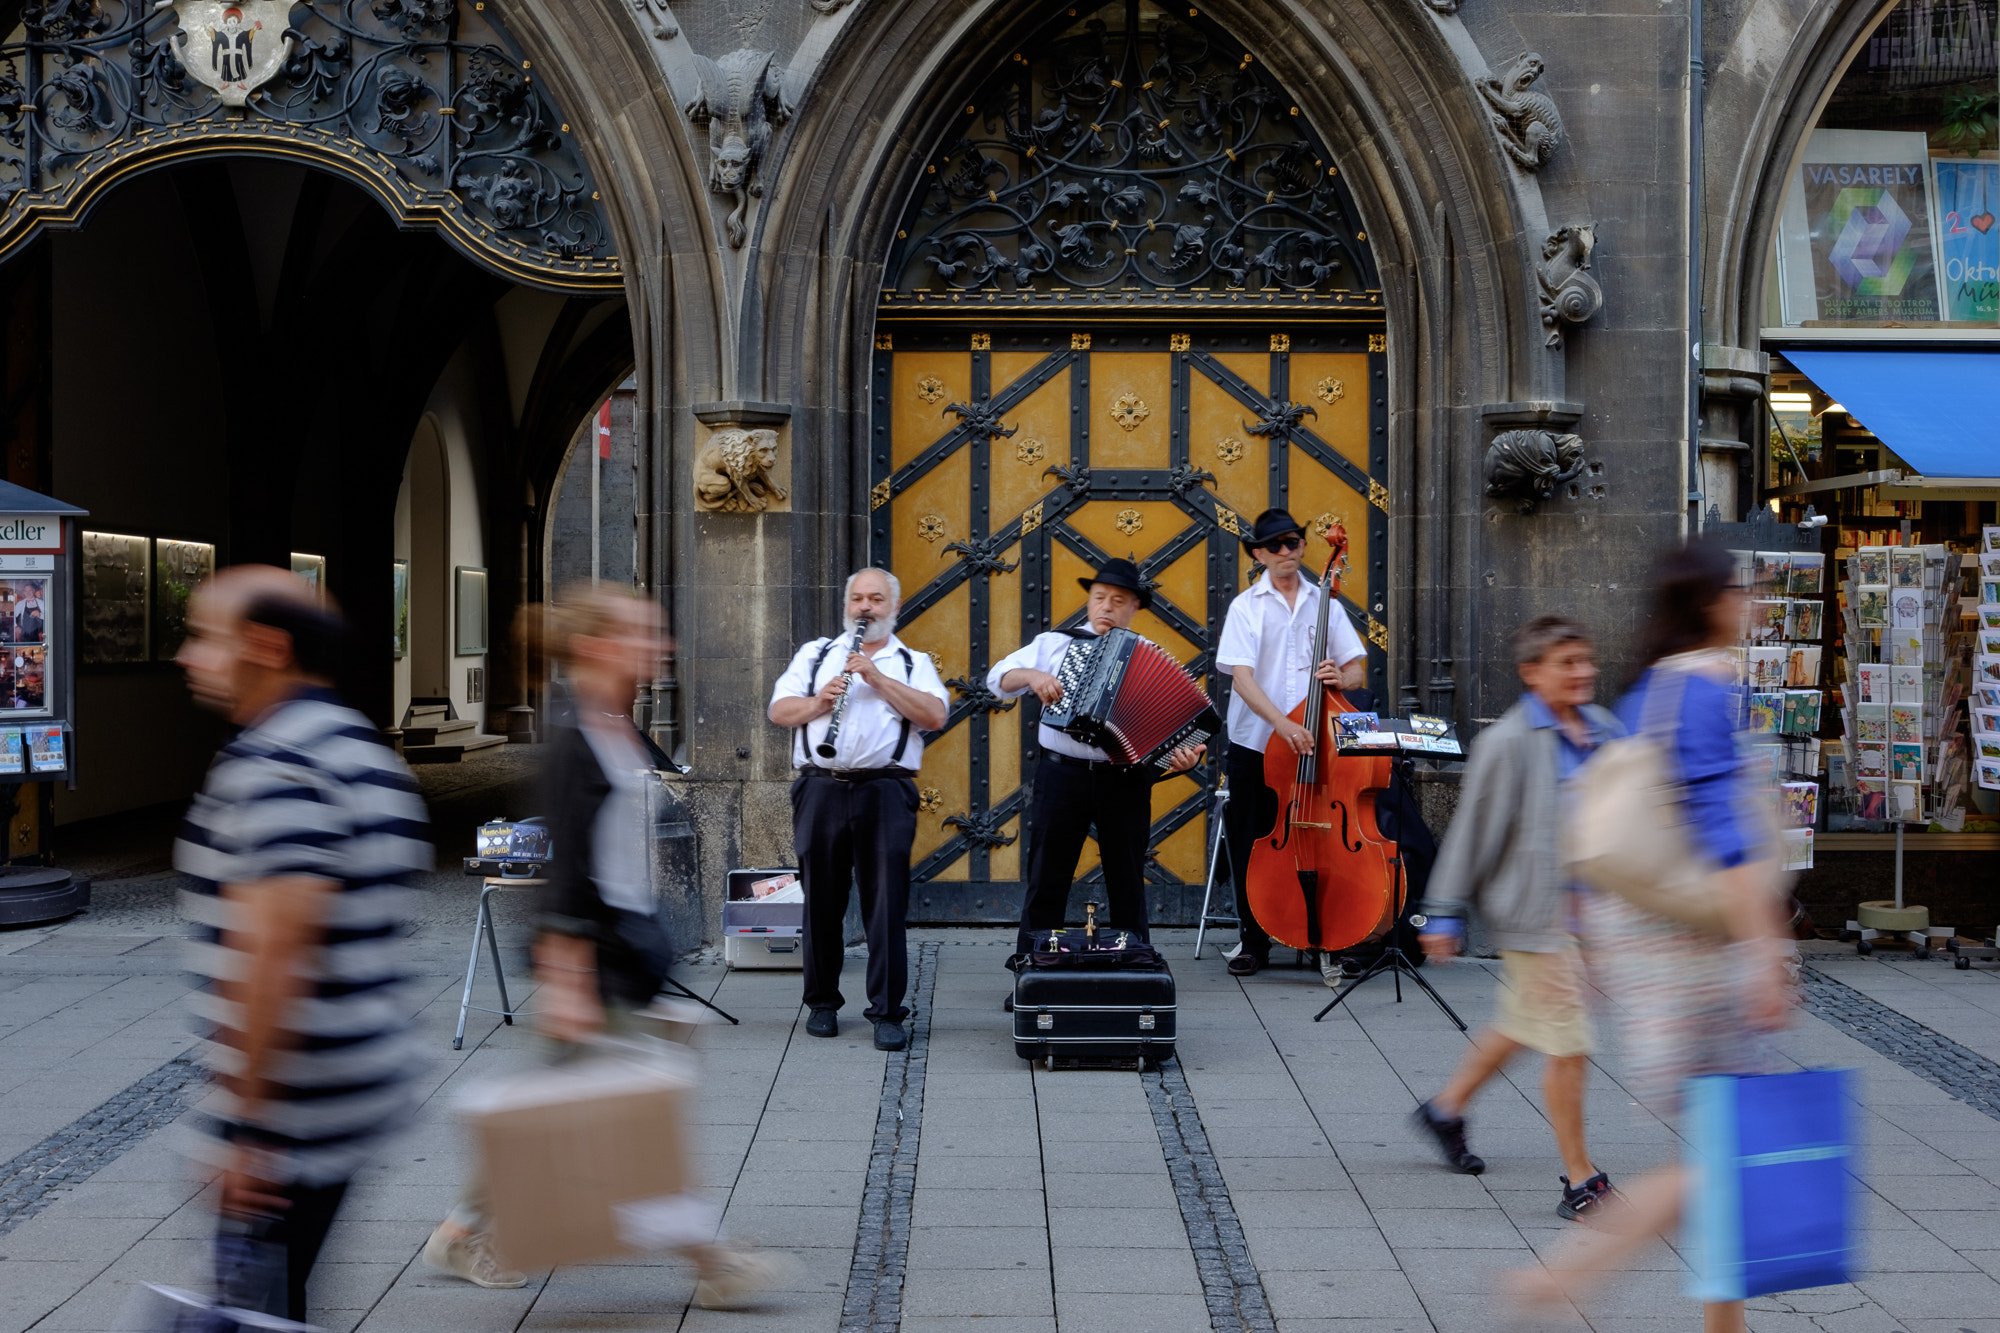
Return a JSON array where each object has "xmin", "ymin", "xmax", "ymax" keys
[
  {"xmin": 1484, "ymin": 429, "xmax": 1585, "ymax": 513},
  {"xmin": 695, "ymin": 428, "xmax": 788, "ymax": 513},
  {"xmin": 1477, "ymin": 54, "xmax": 1564, "ymax": 172}
]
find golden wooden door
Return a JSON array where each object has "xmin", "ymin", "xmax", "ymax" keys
[{"xmin": 872, "ymin": 324, "xmax": 1387, "ymax": 923}]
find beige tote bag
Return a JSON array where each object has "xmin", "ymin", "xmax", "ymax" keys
[{"xmin": 1562, "ymin": 664, "xmax": 1734, "ymax": 936}]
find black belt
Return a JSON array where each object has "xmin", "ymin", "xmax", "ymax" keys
[
  {"xmin": 1045, "ymin": 751, "xmax": 1144, "ymax": 773},
  {"xmin": 799, "ymin": 766, "xmax": 916, "ymax": 782}
]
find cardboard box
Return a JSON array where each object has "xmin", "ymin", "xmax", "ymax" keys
[{"xmin": 458, "ymin": 1041, "xmax": 705, "ymax": 1269}]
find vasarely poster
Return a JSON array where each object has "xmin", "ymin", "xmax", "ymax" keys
[
  {"xmin": 1931, "ymin": 158, "xmax": 2000, "ymax": 322},
  {"xmin": 1777, "ymin": 130, "xmax": 1942, "ymax": 325}
]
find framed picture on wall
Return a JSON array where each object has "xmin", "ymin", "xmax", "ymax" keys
[
  {"xmin": 81, "ymin": 531, "xmax": 150, "ymax": 664},
  {"xmin": 291, "ymin": 553, "xmax": 327, "ymax": 599},
  {"xmin": 392, "ymin": 559, "xmax": 409, "ymax": 660},
  {"xmin": 455, "ymin": 566, "xmax": 488, "ymax": 656},
  {"xmin": 153, "ymin": 539, "xmax": 215, "ymax": 661}
]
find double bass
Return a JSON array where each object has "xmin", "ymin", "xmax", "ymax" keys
[{"xmin": 1243, "ymin": 524, "xmax": 1399, "ymax": 952}]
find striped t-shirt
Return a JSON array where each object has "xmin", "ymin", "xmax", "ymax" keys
[{"xmin": 176, "ymin": 687, "xmax": 432, "ymax": 1186}]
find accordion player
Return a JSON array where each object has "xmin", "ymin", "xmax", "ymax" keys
[{"xmin": 986, "ymin": 558, "xmax": 1214, "ymax": 961}]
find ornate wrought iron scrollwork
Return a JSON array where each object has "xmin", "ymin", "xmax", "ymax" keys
[
  {"xmin": 1243, "ymin": 400, "xmax": 1316, "ymax": 437},
  {"xmin": 1165, "ymin": 463, "xmax": 1215, "ymax": 495},
  {"xmin": 1042, "ymin": 461, "xmax": 1092, "ymax": 492},
  {"xmin": 883, "ymin": 0, "xmax": 1381, "ymax": 309},
  {"xmin": 0, "ymin": 0, "xmax": 619, "ymax": 288},
  {"xmin": 943, "ymin": 810, "xmax": 1018, "ymax": 849},
  {"xmin": 945, "ymin": 397, "xmax": 1018, "ymax": 440},
  {"xmin": 942, "ymin": 533, "xmax": 1021, "ymax": 574},
  {"xmin": 945, "ymin": 676, "xmax": 1017, "ymax": 715}
]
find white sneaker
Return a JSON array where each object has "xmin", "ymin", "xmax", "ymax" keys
[
  {"xmin": 693, "ymin": 1247, "xmax": 797, "ymax": 1310},
  {"xmin": 422, "ymin": 1224, "xmax": 528, "ymax": 1289}
]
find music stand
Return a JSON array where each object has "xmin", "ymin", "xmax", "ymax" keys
[
  {"xmin": 1191, "ymin": 777, "xmax": 1237, "ymax": 959},
  {"xmin": 1312, "ymin": 753, "xmax": 1466, "ymax": 1031}
]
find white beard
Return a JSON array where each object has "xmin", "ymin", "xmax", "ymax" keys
[{"xmin": 845, "ymin": 610, "xmax": 896, "ymax": 643}]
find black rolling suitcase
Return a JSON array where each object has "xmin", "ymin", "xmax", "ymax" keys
[{"xmin": 1010, "ymin": 925, "xmax": 1176, "ymax": 1069}]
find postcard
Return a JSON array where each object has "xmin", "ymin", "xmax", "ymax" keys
[
  {"xmin": 27, "ymin": 725, "xmax": 62, "ymax": 774},
  {"xmin": 1730, "ymin": 549, "xmax": 1754, "ymax": 590},
  {"xmin": 1890, "ymin": 589, "xmax": 1924, "ymax": 631},
  {"xmin": 1890, "ymin": 780, "xmax": 1923, "ymax": 822},
  {"xmin": 1784, "ymin": 690, "xmax": 1822, "ymax": 736},
  {"xmin": 1980, "ymin": 686, "xmax": 2000, "ymax": 709},
  {"xmin": 1976, "ymin": 708, "xmax": 2000, "ymax": 736},
  {"xmin": 1982, "ymin": 604, "xmax": 2000, "ymax": 632},
  {"xmin": 1788, "ymin": 553, "xmax": 1826, "ymax": 596},
  {"xmin": 1854, "ymin": 743, "xmax": 1888, "ymax": 778},
  {"xmin": 1855, "ymin": 662, "xmax": 1888, "ymax": 705},
  {"xmin": 1748, "ymin": 694, "xmax": 1782, "ymax": 734},
  {"xmin": 1856, "ymin": 777, "xmax": 1887, "ymax": 820},
  {"xmin": 1408, "ymin": 714, "xmax": 1450, "ymax": 736},
  {"xmin": 1891, "ymin": 665, "xmax": 1924, "ymax": 704},
  {"xmin": 1748, "ymin": 647, "xmax": 1788, "ymax": 692},
  {"xmin": 1752, "ymin": 552, "xmax": 1792, "ymax": 596},
  {"xmin": 1980, "ymin": 760, "xmax": 2000, "ymax": 792},
  {"xmin": 0, "ymin": 728, "xmax": 20, "ymax": 775},
  {"xmin": 1781, "ymin": 781, "xmax": 1819, "ymax": 828},
  {"xmin": 1985, "ymin": 526, "xmax": 2000, "ymax": 554},
  {"xmin": 1334, "ymin": 712, "xmax": 1381, "ymax": 739},
  {"xmin": 1891, "ymin": 742, "xmax": 1924, "ymax": 781},
  {"xmin": 1780, "ymin": 826, "xmax": 1815, "ymax": 871},
  {"xmin": 1790, "ymin": 600, "xmax": 1824, "ymax": 641},
  {"xmin": 1787, "ymin": 645, "xmax": 1822, "ymax": 689},
  {"xmin": 1981, "ymin": 631, "xmax": 2000, "ymax": 657},
  {"xmin": 1890, "ymin": 548, "xmax": 1925, "ymax": 589},
  {"xmin": 1983, "ymin": 553, "xmax": 2000, "ymax": 579},
  {"xmin": 1890, "ymin": 704, "xmax": 1923, "ymax": 744},
  {"xmin": 1853, "ymin": 548, "xmax": 1891, "ymax": 586},
  {"xmin": 1980, "ymin": 736, "xmax": 2000, "ymax": 763},
  {"xmin": 1855, "ymin": 585, "xmax": 1889, "ymax": 628},
  {"xmin": 1749, "ymin": 599, "xmax": 1789, "ymax": 642},
  {"xmin": 1890, "ymin": 635, "xmax": 1924, "ymax": 666},
  {"xmin": 1978, "ymin": 655, "xmax": 2000, "ymax": 685},
  {"xmin": 1855, "ymin": 703, "xmax": 1889, "ymax": 743}
]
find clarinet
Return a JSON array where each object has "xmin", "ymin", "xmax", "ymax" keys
[{"xmin": 814, "ymin": 614, "xmax": 873, "ymax": 759}]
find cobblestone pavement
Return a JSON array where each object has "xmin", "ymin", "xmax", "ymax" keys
[{"xmin": 7, "ymin": 840, "xmax": 2000, "ymax": 1331}]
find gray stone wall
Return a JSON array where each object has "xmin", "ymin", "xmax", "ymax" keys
[{"xmin": 548, "ymin": 386, "xmax": 640, "ymax": 593}]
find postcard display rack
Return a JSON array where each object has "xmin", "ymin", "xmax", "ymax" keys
[
  {"xmin": 0, "ymin": 483, "xmax": 88, "ymax": 926},
  {"xmin": 1735, "ymin": 548, "xmax": 1829, "ymax": 877}
]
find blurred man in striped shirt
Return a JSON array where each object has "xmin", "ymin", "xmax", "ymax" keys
[{"xmin": 175, "ymin": 566, "xmax": 430, "ymax": 1324}]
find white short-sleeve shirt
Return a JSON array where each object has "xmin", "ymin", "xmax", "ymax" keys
[
  {"xmin": 1215, "ymin": 575, "xmax": 1368, "ymax": 752},
  {"xmin": 770, "ymin": 632, "xmax": 950, "ymax": 771}
]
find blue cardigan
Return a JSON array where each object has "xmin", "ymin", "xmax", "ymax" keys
[{"xmin": 1615, "ymin": 667, "xmax": 1755, "ymax": 870}]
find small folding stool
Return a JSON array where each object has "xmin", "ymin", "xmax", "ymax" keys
[{"xmin": 453, "ymin": 865, "xmax": 542, "ymax": 1050}]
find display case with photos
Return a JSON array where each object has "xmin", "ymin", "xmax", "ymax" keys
[
  {"xmin": 81, "ymin": 531, "xmax": 149, "ymax": 664},
  {"xmin": 0, "ymin": 560, "xmax": 54, "ymax": 716},
  {"xmin": 153, "ymin": 539, "xmax": 215, "ymax": 661}
]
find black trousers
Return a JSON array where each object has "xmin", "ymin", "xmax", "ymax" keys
[
  {"xmin": 1224, "ymin": 741, "xmax": 1280, "ymax": 960},
  {"xmin": 213, "ymin": 1177, "xmax": 349, "ymax": 1322},
  {"xmin": 792, "ymin": 770, "xmax": 916, "ymax": 1023},
  {"xmin": 1015, "ymin": 754, "xmax": 1155, "ymax": 955}
]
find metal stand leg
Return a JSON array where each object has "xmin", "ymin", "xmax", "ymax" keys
[
  {"xmin": 483, "ymin": 886, "xmax": 513, "ymax": 1026},
  {"xmin": 1193, "ymin": 780, "xmax": 1235, "ymax": 960},
  {"xmin": 1311, "ymin": 834, "xmax": 1467, "ymax": 1031},
  {"xmin": 653, "ymin": 974, "xmax": 740, "ymax": 1025},
  {"xmin": 453, "ymin": 886, "xmax": 493, "ymax": 1051}
]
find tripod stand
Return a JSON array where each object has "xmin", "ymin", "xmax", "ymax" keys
[
  {"xmin": 1312, "ymin": 757, "xmax": 1465, "ymax": 1031},
  {"xmin": 655, "ymin": 975, "xmax": 740, "ymax": 1025},
  {"xmin": 1191, "ymin": 778, "xmax": 1237, "ymax": 959}
]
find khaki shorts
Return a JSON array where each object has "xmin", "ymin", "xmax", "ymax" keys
[{"xmin": 1493, "ymin": 941, "xmax": 1593, "ymax": 1057}]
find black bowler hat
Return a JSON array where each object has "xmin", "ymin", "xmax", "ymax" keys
[
  {"xmin": 1078, "ymin": 557, "xmax": 1153, "ymax": 610},
  {"xmin": 1241, "ymin": 507, "xmax": 1309, "ymax": 551}
]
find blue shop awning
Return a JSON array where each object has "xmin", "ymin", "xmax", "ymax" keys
[{"xmin": 1786, "ymin": 350, "xmax": 2000, "ymax": 479}]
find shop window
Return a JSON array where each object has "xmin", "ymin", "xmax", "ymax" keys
[
  {"xmin": 81, "ymin": 531, "xmax": 150, "ymax": 664},
  {"xmin": 154, "ymin": 539, "xmax": 216, "ymax": 661},
  {"xmin": 1766, "ymin": 0, "xmax": 1998, "ymax": 331}
]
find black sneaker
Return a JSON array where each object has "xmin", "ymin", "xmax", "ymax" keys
[
  {"xmin": 1412, "ymin": 1100, "xmax": 1485, "ymax": 1175},
  {"xmin": 1226, "ymin": 951, "xmax": 1266, "ymax": 976},
  {"xmin": 1557, "ymin": 1172, "xmax": 1624, "ymax": 1225},
  {"xmin": 873, "ymin": 1020, "xmax": 908, "ymax": 1051},
  {"xmin": 805, "ymin": 1009, "xmax": 838, "ymax": 1038}
]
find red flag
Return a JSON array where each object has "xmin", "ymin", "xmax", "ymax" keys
[{"xmin": 597, "ymin": 399, "xmax": 612, "ymax": 460}]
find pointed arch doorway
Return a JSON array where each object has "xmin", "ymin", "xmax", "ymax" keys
[{"xmin": 871, "ymin": 0, "xmax": 1390, "ymax": 924}]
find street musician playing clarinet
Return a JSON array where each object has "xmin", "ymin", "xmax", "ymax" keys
[
  {"xmin": 769, "ymin": 568, "xmax": 949, "ymax": 1052},
  {"xmin": 987, "ymin": 558, "xmax": 1206, "ymax": 988}
]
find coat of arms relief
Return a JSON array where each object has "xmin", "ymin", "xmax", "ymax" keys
[{"xmin": 159, "ymin": 0, "xmax": 294, "ymax": 106}]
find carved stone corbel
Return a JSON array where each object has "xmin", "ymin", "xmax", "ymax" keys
[
  {"xmin": 1537, "ymin": 224, "xmax": 1602, "ymax": 347},
  {"xmin": 685, "ymin": 49, "xmax": 792, "ymax": 248},
  {"xmin": 1477, "ymin": 54, "xmax": 1563, "ymax": 172},
  {"xmin": 630, "ymin": 0, "xmax": 677, "ymax": 39},
  {"xmin": 692, "ymin": 401, "xmax": 791, "ymax": 513},
  {"xmin": 1484, "ymin": 430, "xmax": 1585, "ymax": 513}
]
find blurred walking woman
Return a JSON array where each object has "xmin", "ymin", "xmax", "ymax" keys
[
  {"xmin": 425, "ymin": 586, "xmax": 786, "ymax": 1310},
  {"xmin": 1511, "ymin": 540, "xmax": 1794, "ymax": 1333}
]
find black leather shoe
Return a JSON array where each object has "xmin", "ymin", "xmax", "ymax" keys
[
  {"xmin": 805, "ymin": 1009, "xmax": 838, "ymax": 1038},
  {"xmin": 1002, "ymin": 992, "xmax": 1015, "ymax": 1013},
  {"xmin": 1226, "ymin": 951, "xmax": 1265, "ymax": 976},
  {"xmin": 873, "ymin": 1020, "xmax": 908, "ymax": 1051},
  {"xmin": 1413, "ymin": 1099, "xmax": 1485, "ymax": 1175}
]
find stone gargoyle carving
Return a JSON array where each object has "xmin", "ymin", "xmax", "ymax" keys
[
  {"xmin": 686, "ymin": 49, "xmax": 792, "ymax": 248},
  {"xmin": 694, "ymin": 427, "xmax": 789, "ymax": 512},
  {"xmin": 1537, "ymin": 224, "xmax": 1603, "ymax": 348},
  {"xmin": 1477, "ymin": 54, "xmax": 1563, "ymax": 172},
  {"xmin": 1484, "ymin": 429, "xmax": 1585, "ymax": 513}
]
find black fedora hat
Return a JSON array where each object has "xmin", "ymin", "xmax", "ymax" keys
[
  {"xmin": 1077, "ymin": 556, "xmax": 1153, "ymax": 610},
  {"xmin": 1241, "ymin": 507, "xmax": 1309, "ymax": 551}
]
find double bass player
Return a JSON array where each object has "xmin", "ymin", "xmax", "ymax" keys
[{"xmin": 1214, "ymin": 509, "xmax": 1367, "ymax": 977}]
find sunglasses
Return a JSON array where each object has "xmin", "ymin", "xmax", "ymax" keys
[{"xmin": 1258, "ymin": 535, "xmax": 1305, "ymax": 554}]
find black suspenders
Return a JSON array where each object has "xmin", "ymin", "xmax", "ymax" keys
[{"xmin": 796, "ymin": 639, "xmax": 918, "ymax": 768}]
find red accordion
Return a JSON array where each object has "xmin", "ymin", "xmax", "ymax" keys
[{"xmin": 1040, "ymin": 628, "xmax": 1221, "ymax": 768}]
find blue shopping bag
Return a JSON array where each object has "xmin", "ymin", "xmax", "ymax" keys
[{"xmin": 1684, "ymin": 1068, "xmax": 1858, "ymax": 1301}]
